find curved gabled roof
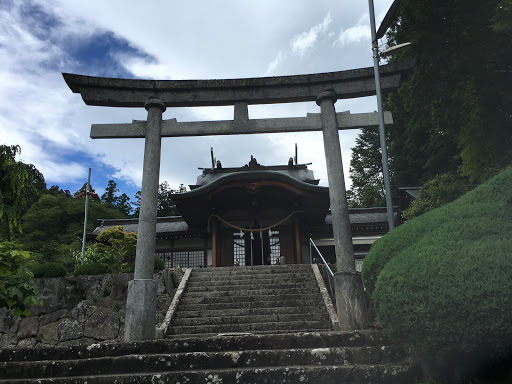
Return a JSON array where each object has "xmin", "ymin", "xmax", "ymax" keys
[{"xmin": 172, "ymin": 170, "xmax": 330, "ymax": 227}]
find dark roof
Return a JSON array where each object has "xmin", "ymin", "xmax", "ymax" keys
[
  {"xmin": 398, "ymin": 187, "xmax": 420, "ymax": 200},
  {"xmin": 191, "ymin": 161, "xmax": 319, "ymax": 189},
  {"xmin": 92, "ymin": 216, "xmax": 192, "ymax": 237},
  {"xmin": 93, "ymin": 208, "xmax": 396, "ymax": 237},
  {"xmin": 173, "ymin": 170, "xmax": 330, "ymax": 227}
]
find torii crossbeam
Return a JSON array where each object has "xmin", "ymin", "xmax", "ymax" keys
[{"xmin": 63, "ymin": 60, "xmax": 412, "ymax": 342}]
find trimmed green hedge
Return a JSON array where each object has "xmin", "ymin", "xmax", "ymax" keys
[
  {"xmin": 32, "ymin": 262, "xmax": 67, "ymax": 278},
  {"xmin": 74, "ymin": 262, "xmax": 109, "ymax": 276},
  {"xmin": 362, "ymin": 167, "xmax": 512, "ymax": 356},
  {"xmin": 154, "ymin": 256, "xmax": 165, "ymax": 271}
]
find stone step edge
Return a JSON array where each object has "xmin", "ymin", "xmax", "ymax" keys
[
  {"xmin": 172, "ymin": 313, "xmax": 329, "ymax": 326},
  {"xmin": 0, "ymin": 346, "xmax": 411, "ymax": 380},
  {"xmin": 175, "ymin": 306, "xmax": 319, "ymax": 318},
  {"xmin": 0, "ymin": 364, "xmax": 421, "ymax": 384},
  {"xmin": 0, "ymin": 331, "xmax": 393, "ymax": 362},
  {"xmin": 167, "ymin": 322, "xmax": 333, "ymax": 335}
]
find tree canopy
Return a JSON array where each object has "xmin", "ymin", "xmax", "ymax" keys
[
  {"xmin": 0, "ymin": 145, "xmax": 45, "ymax": 240},
  {"xmin": 348, "ymin": 0, "xmax": 512, "ymax": 207}
]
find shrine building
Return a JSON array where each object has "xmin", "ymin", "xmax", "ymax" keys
[{"xmin": 92, "ymin": 156, "xmax": 394, "ymax": 271}]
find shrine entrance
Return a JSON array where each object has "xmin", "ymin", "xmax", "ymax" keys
[
  {"xmin": 233, "ymin": 228, "xmax": 279, "ymax": 266},
  {"xmin": 63, "ymin": 60, "xmax": 410, "ymax": 340}
]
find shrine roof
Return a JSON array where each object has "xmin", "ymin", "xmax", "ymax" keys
[
  {"xmin": 190, "ymin": 158, "xmax": 319, "ymax": 189},
  {"xmin": 92, "ymin": 208, "xmax": 394, "ymax": 237}
]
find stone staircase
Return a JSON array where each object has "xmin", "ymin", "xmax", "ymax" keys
[
  {"xmin": 0, "ymin": 330, "xmax": 421, "ymax": 383},
  {"xmin": 167, "ymin": 264, "xmax": 334, "ymax": 336},
  {"xmin": 0, "ymin": 265, "xmax": 422, "ymax": 383}
]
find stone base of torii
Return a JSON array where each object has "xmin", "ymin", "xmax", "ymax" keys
[{"xmin": 63, "ymin": 60, "xmax": 411, "ymax": 341}]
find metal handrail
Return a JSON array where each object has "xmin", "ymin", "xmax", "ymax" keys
[
  {"xmin": 309, "ymin": 238, "xmax": 334, "ymax": 276},
  {"xmin": 309, "ymin": 238, "xmax": 336, "ymax": 306}
]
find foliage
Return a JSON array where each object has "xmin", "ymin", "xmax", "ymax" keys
[
  {"xmin": 73, "ymin": 262, "xmax": 109, "ymax": 276},
  {"xmin": 31, "ymin": 262, "xmax": 67, "ymax": 278},
  {"xmin": 348, "ymin": 127, "xmax": 389, "ymax": 208},
  {"xmin": 0, "ymin": 241, "xmax": 42, "ymax": 316},
  {"xmin": 93, "ymin": 226, "xmax": 137, "ymax": 272},
  {"xmin": 387, "ymin": 0, "xmax": 512, "ymax": 185},
  {"xmin": 132, "ymin": 182, "xmax": 186, "ymax": 217},
  {"xmin": 101, "ymin": 180, "xmax": 119, "ymax": 207},
  {"xmin": 0, "ymin": 145, "xmax": 45, "ymax": 240},
  {"xmin": 101, "ymin": 180, "xmax": 132, "ymax": 215},
  {"xmin": 404, "ymin": 173, "xmax": 471, "ymax": 219},
  {"xmin": 362, "ymin": 167, "xmax": 512, "ymax": 362},
  {"xmin": 349, "ymin": 0, "xmax": 512, "ymax": 206},
  {"xmin": 154, "ymin": 256, "xmax": 165, "ymax": 271},
  {"xmin": 17, "ymin": 193, "xmax": 126, "ymax": 268}
]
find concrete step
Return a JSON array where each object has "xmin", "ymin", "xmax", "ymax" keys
[
  {"xmin": 191, "ymin": 265, "xmax": 312, "ymax": 273},
  {"xmin": 180, "ymin": 293, "xmax": 319, "ymax": 305},
  {"xmin": 0, "ymin": 364, "xmax": 421, "ymax": 384},
  {"xmin": 190, "ymin": 269, "xmax": 313, "ymax": 278},
  {"xmin": 0, "ymin": 346, "xmax": 410, "ymax": 381},
  {"xmin": 0, "ymin": 331, "xmax": 395, "ymax": 362},
  {"xmin": 175, "ymin": 305, "xmax": 317, "ymax": 318},
  {"xmin": 167, "ymin": 320, "xmax": 332, "ymax": 335},
  {"xmin": 172, "ymin": 312, "xmax": 329, "ymax": 327},
  {"xmin": 188, "ymin": 271, "xmax": 313, "ymax": 282},
  {"xmin": 186, "ymin": 276, "xmax": 317, "ymax": 287},
  {"xmin": 182, "ymin": 287, "xmax": 318, "ymax": 297},
  {"xmin": 186, "ymin": 281, "xmax": 317, "ymax": 292},
  {"xmin": 176, "ymin": 299, "xmax": 324, "ymax": 312}
]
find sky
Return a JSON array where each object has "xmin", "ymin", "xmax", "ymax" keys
[{"xmin": 0, "ymin": 0, "xmax": 393, "ymax": 204}]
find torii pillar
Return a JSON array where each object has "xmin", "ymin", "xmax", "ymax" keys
[
  {"xmin": 124, "ymin": 98, "xmax": 166, "ymax": 342},
  {"xmin": 317, "ymin": 90, "xmax": 368, "ymax": 330}
]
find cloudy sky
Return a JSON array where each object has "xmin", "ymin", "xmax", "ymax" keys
[{"xmin": 1, "ymin": 0, "xmax": 393, "ymax": 203}]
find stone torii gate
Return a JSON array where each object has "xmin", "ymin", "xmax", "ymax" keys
[{"xmin": 63, "ymin": 60, "xmax": 409, "ymax": 342}]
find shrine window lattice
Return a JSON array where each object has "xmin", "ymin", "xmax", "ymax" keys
[
  {"xmin": 156, "ymin": 249, "xmax": 206, "ymax": 269},
  {"xmin": 233, "ymin": 230, "xmax": 280, "ymax": 266}
]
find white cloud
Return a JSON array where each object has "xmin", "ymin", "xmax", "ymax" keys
[
  {"xmin": 291, "ymin": 11, "xmax": 332, "ymax": 56},
  {"xmin": 265, "ymin": 51, "xmax": 285, "ymax": 75},
  {"xmin": 338, "ymin": 13, "xmax": 371, "ymax": 46},
  {"xmin": 0, "ymin": 0, "xmax": 400, "ymax": 195}
]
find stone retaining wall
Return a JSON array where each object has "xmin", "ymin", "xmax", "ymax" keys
[{"xmin": 0, "ymin": 269, "xmax": 184, "ymax": 348}]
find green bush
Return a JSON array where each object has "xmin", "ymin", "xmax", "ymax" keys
[
  {"xmin": 154, "ymin": 256, "xmax": 165, "ymax": 271},
  {"xmin": 73, "ymin": 262, "xmax": 109, "ymax": 276},
  {"xmin": 362, "ymin": 167, "xmax": 512, "ymax": 359},
  {"xmin": 32, "ymin": 262, "xmax": 67, "ymax": 278}
]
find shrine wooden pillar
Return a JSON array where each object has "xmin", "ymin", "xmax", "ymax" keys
[
  {"xmin": 294, "ymin": 217, "xmax": 302, "ymax": 264},
  {"xmin": 211, "ymin": 218, "xmax": 219, "ymax": 268}
]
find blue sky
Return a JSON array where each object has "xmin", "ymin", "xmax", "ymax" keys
[{"xmin": 1, "ymin": 0, "xmax": 393, "ymax": 207}]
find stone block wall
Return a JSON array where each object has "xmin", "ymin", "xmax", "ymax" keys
[{"xmin": 0, "ymin": 269, "xmax": 184, "ymax": 348}]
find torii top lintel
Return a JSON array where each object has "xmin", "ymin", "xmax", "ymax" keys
[{"xmin": 62, "ymin": 60, "xmax": 413, "ymax": 108}]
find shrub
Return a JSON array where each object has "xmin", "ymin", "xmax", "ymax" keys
[
  {"xmin": 363, "ymin": 167, "xmax": 512, "ymax": 360},
  {"xmin": 154, "ymin": 256, "xmax": 165, "ymax": 271},
  {"xmin": 94, "ymin": 226, "xmax": 137, "ymax": 272},
  {"xmin": 32, "ymin": 262, "xmax": 67, "ymax": 278},
  {"xmin": 73, "ymin": 262, "xmax": 109, "ymax": 276},
  {"xmin": 0, "ymin": 242, "xmax": 42, "ymax": 316}
]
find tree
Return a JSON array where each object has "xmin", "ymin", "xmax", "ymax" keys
[
  {"xmin": 404, "ymin": 173, "xmax": 470, "ymax": 219},
  {"xmin": 386, "ymin": 0, "xmax": 512, "ymax": 185},
  {"xmin": 116, "ymin": 193, "xmax": 132, "ymax": 215},
  {"xmin": 101, "ymin": 180, "xmax": 119, "ymax": 207},
  {"xmin": 0, "ymin": 145, "xmax": 45, "ymax": 240},
  {"xmin": 74, "ymin": 183, "xmax": 100, "ymax": 201},
  {"xmin": 131, "ymin": 190, "xmax": 141, "ymax": 217},
  {"xmin": 93, "ymin": 226, "xmax": 137, "ymax": 272},
  {"xmin": 17, "ymin": 193, "xmax": 126, "ymax": 270},
  {"xmin": 132, "ymin": 182, "xmax": 186, "ymax": 217},
  {"xmin": 0, "ymin": 241, "xmax": 42, "ymax": 316},
  {"xmin": 100, "ymin": 180, "xmax": 131, "ymax": 215},
  {"xmin": 348, "ymin": 127, "xmax": 388, "ymax": 208},
  {"xmin": 349, "ymin": 0, "xmax": 512, "ymax": 206}
]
